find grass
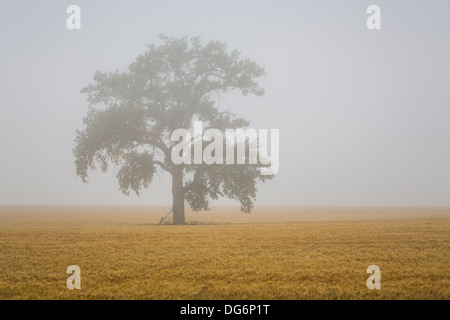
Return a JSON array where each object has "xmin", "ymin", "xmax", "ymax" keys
[{"xmin": 0, "ymin": 206, "xmax": 449, "ymax": 299}]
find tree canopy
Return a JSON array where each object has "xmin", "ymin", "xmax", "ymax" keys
[{"xmin": 74, "ymin": 35, "xmax": 272, "ymax": 224}]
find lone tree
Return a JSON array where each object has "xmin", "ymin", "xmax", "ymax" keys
[{"xmin": 74, "ymin": 35, "xmax": 272, "ymax": 224}]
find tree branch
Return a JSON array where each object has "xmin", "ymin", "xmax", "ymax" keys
[{"xmin": 153, "ymin": 160, "xmax": 170, "ymax": 172}]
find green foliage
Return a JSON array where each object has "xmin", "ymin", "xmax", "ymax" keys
[{"xmin": 74, "ymin": 34, "xmax": 271, "ymax": 212}]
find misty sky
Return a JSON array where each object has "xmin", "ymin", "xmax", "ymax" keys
[{"xmin": 0, "ymin": 0, "xmax": 449, "ymax": 206}]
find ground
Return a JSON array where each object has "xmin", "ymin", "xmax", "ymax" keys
[{"xmin": 0, "ymin": 206, "xmax": 448, "ymax": 299}]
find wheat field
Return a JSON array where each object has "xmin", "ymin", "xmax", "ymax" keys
[{"xmin": 0, "ymin": 206, "xmax": 449, "ymax": 299}]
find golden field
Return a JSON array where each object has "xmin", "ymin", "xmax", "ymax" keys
[{"xmin": 0, "ymin": 206, "xmax": 449, "ymax": 300}]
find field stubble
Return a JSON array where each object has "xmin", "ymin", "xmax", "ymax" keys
[{"xmin": 0, "ymin": 206, "xmax": 449, "ymax": 299}]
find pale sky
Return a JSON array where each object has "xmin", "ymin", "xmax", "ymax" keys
[{"xmin": 0, "ymin": 0, "xmax": 449, "ymax": 206}]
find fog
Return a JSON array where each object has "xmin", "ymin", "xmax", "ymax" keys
[{"xmin": 0, "ymin": 0, "xmax": 449, "ymax": 206}]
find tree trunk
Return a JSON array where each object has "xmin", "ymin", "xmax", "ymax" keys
[{"xmin": 171, "ymin": 167, "xmax": 185, "ymax": 225}]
